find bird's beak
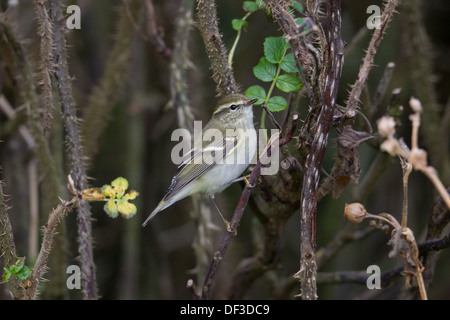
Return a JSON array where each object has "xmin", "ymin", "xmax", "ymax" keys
[{"xmin": 245, "ymin": 98, "xmax": 258, "ymax": 107}]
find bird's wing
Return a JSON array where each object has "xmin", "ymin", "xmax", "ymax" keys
[{"xmin": 162, "ymin": 134, "xmax": 238, "ymax": 202}]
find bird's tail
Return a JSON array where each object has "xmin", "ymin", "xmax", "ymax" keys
[{"xmin": 142, "ymin": 200, "xmax": 168, "ymax": 227}]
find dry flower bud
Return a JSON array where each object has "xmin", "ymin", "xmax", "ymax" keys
[
  {"xmin": 409, "ymin": 97, "xmax": 423, "ymax": 113},
  {"xmin": 380, "ymin": 139, "xmax": 400, "ymax": 156},
  {"xmin": 409, "ymin": 148, "xmax": 428, "ymax": 170},
  {"xmin": 377, "ymin": 116, "xmax": 396, "ymax": 137},
  {"xmin": 344, "ymin": 203, "xmax": 367, "ymax": 223}
]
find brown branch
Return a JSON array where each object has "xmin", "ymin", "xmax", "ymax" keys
[
  {"xmin": 345, "ymin": 0, "xmax": 400, "ymax": 111},
  {"xmin": 264, "ymin": 0, "xmax": 318, "ymax": 104},
  {"xmin": 33, "ymin": 0, "xmax": 54, "ymax": 137},
  {"xmin": 0, "ymin": 180, "xmax": 23, "ymax": 299},
  {"xmin": 24, "ymin": 197, "xmax": 78, "ymax": 300},
  {"xmin": 49, "ymin": 0, "xmax": 97, "ymax": 299},
  {"xmin": 295, "ymin": 0, "xmax": 344, "ymax": 300},
  {"xmin": 196, "ymin": 0, "xmax": 238, "ymax": 96},
  {"xmin": 201, "ymin": 114, "xmax": 298, "ymax": 299},
  {"xmin": 144, "ymin": 0, "xmax": 172, "ymax": 59}
]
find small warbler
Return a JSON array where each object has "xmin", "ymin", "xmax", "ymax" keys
[{"xmin": 142, "ymin": 94, "xmax": 258, "ymax": 228}]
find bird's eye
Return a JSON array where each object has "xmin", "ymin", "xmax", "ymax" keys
[{"xmin": 230, "ymin": 104, "xmax": 237, "ymax": 110}]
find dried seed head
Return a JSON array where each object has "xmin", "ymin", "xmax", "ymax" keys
[
  {"xmin": 377, "ymin": 116, "xmax": 396, "ymax": 137},
  {"xmin": 380, "ymin": 139, "xmax": 400, "ymax": 156},
  {"xmin": 409, "ymin": 148, "xmax": 428, "ymax": 170},
  {"xmin": 344, "ymin": 203, "xmax": 367, "ymax": 223},
  {"xmin": 409, "ymin": 97, "xmax": 423, "ymax": 113}
]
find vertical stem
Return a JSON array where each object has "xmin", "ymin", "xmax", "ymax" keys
[
  {"xmin": 49, "ymin": 0, "xmax": 97, "ymax": 299},
  {"xmin": 298, "ymin": 0, "xmax": 344, "ymax": 300},
  {"xmin": 196, "ymin": 0, "xmax": 237, "ymax": 96},
  {"xmin": 401, "ymin": 161, "xmax": 412, "ymax": 231},
  {"xmin": 0, "ymin": 180, "xmax": 24, "ymax": 299}
]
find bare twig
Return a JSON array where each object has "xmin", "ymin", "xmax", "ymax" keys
[
  {"xmin": 295, "ymin": 0, "xmax": 344, "ymax": 300},
  {"xmin": 49, "ymin": 0, "xmax": 97, "ymax": 299},
  {"xmin": 33, "ymin": 0, "xmax": 54, "ymax": 137},
  {"xmin": 0, "ymin": 180, "xmax": 23, "ymax": 299},
  {"xmin": 144, "ymin": 0, "xmax": 171, "ymax": 58},
  {"xmin": 24, "ymin": 197, "xmax": 79, "ymax": 300},
  {"xmin": 401, "ymin": 160, "xmax": 412, "ymax": 231},
  {"xmin": 379, "ymin": 98, "xmax": 450, "ymax": 210},
  {"xmin": 346, "ymin": 0, "xmax": 400, "ymax": 111},
  {"xmin": 196, "ymin": 0, "xmax": 238, "ymax": 96}
]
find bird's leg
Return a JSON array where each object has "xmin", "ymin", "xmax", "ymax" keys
[
  {"xmin": 229, "ymin": 174, "xmax": 255, "ymax": 188},
  {"xmin": 210, "ymin": 195, "xmax": 236, "ymax": 235}
]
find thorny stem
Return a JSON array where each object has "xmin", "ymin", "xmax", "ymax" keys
[
  {"xmin": 196, "ymin": 0, "xmax": 237, "ymax": 96},
  {"xmin": 346, "ymin": 0, "xmax": 400, "ymax": 111},
  {"xmin": 24, "ymin": 197, "xmax": 79, "ymax": 300},
  {"xmin": 49, "ymin": 0, "xmax": 97, "ymax": 299}
]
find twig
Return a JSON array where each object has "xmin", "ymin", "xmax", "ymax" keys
[
  {"xmin": 33, "ymin": 0, "xmax": 54, "ymax": 137},
  {"xmin": 196, "ymin": 0, "xmax": 238, "ymax": 96},
  {"xmin": 0, "ymin": 180, "xmax": 23, "ymax": 299},
  {"xmin": 379, "ymin": 98, "xmax": 450, "ymax": 210},
  {"xmin": 144, "ymin": 0, "xmax": 171, "ymax": 59},
  {"xmin": 402, "ymin": 0, "xmax": 442, "ymax": 172},
  {"xmin": 345, "ymin": 0, "xmax": 400, "ymax": 111},
  {"xmin": 0, "ymin": 13, "xmax": 62, "ymax": 223},
  {"xmin": 201, "ymin": 114, "xmax": 298, "ymax": 299},
  {"xmin": 261, "ymin": 104, "xmax": 281, "ymax": 130},
  {"xmin": 49, "ymin": 0, "xmax": 97, "ymax": 299},
  {"xmin": 295, "ymin": 0, "xmax": 344, "ymax": 300},
  {"xmin": 24, "ymin": 197, "xmax": 79, "ymax": 300},
  {"xmin": 401, "ymin": 160, "xmax": 412, "ymax": 231}
]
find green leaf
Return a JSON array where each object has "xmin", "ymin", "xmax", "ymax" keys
[
  {"xmin": 295, "ymin": 17, "xmax": 305, "ymax": 26},
  {"xmin": 232, "ymin": 18, "xmax": 248, "ymax": 31},
  {"xmin": 3, "ymin": 268, "xmax": 11, "ymax": 282},
  {"xmin": 10, "ymin": 263, "xmax": 23, "ymax": 274},
  {"xmin": 276, "ymin": 74, "xmax": 303, "ymax": 93},
  {"xmin": 253, "ymin": 57, "xmax": 276, "ymax": 82},
  {"xmin": 266, "ymin": 96, "xmax": 288, "ymax": 112},
  {"xmin": 280, "ymin": 53, "xmax": 299, "ymax": 73},
  {"xmin": 243, "ymin": 1, "xmax": 258, "ymax": 12},
  {"xmin": 245, "ymin": 85, "xmax": 266, "ymax": 105},
  {"xmin": 264, "ymin": 37, "xmax": 289, "ymax": 64},
  {"xmin": 14, "ymin": 265, "xmax": 31, "ymax": 281},
  {"xmin": 104, "ymin": 199, "xmax": 119, "ymax": 218},
  {"xmin": 291, "ymin": 1, "xmax": 304, "ymax": 13}
]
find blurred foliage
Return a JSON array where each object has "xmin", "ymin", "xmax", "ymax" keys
[{"xmin": 0, "ymin": 0, "xmax": 449, "ymax": 299}]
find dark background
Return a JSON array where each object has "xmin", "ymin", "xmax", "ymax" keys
[{"xmin": 0, "ymin": 0, "xmax": 449, "ymax": 299}]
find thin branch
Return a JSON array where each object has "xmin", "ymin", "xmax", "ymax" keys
[
  {"xmin": 33, "ymin": 0, "xmax": 54, "ymax": 137},
  {"xmin": 144, "ymin": 0, "xmax": 171, "ymax": 58},
  {"xmin": 0, "ymin": 180, "xmax": 23, "ymax": 299},
  {"xmin": 295, "ymin": 0, "xmax": 345, "ymax": 300},
  {"xmin": 196, "ymin": 0, "xmax": 238, "ymax": 96},
  {"xmin": 49, "ymin": 0, "xmax": 97, "ymax": 299},
  {"xmin": 345, "ymin": 0, "xmax": 400, "ymax": 111},
  {"xmin": 24, "ymin": 197, "xmax": 78, "ymax": 300}
]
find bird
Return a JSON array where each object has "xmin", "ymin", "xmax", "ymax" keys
[{"xmin": 142, "ymin": 93, "xmax": 258, "ymax": 229}]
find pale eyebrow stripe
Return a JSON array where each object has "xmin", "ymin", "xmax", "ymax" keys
[{"xmin": 213, "ymin": 100, "xmax": 246, "ymax": 115}]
